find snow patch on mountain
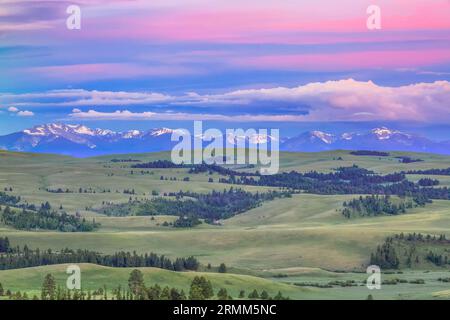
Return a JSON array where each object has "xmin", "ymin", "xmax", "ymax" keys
[{"xmin": 310, "ymin": 131, "xmax": 335, "ymax": 144}]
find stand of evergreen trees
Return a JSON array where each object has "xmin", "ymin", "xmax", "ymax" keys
[
  {"xmin": 131, "ymin": 160, "xmax": 185, "ymax": 169},
  {"xmin": 396, "ymin": 156, "xmax": 423, "ymax": 163},
  {"xmin": 350, "ymin": 150, "xmax": 390, "ymax": 156},
  {"xmin": 131, "ymin": 160, "xmax": 258, "ymax": 177},
  {"xmin": 99, "ymin": 188, "xmax": 292, "ymax": 224},
  {"xmin": 370, "ymin": 233, "xmax": 450, "ymax": 270},
  {"xmin": 0, "ymin": 244, "xmax": 199, "ymax": 271},
  {"xmin": 341, "ymin": 195, "xmax": 422, "ymax": 218},
  {"xmin": 4, "ymin": 269, "xmax": 290, "ymax": 300},
  {"xmin": 0, "ymin": 192, "xmax": 20, "ymax": 206},
  {"xmin": 417, "ymin": 178, "xmax": 440, "ymax": 187},
  {"xmin": 405, "ymin": 167, "xmax": 450, "ymax": 176},
  {"xmin": 220, "ymin": 165, "xmax": 450, "ymax": 201},
  {"xmin": 370, "ymin": 237, "xmax": 400, "ymax": 269},
  {"xmin": 0, "ymin": 237, "xmax": 10, "ymax": 253},
  {"xmin": 0, "ymin": 202, "xmax": 99, "ymax": 232},
  {"xmin": 187, "ymin": 163, "xmax": 258, "ymax": 176}
]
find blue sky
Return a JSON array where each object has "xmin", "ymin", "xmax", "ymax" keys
[{"xmin": 1, "ymin": 0, "xmax": 450, "ymax": 138}]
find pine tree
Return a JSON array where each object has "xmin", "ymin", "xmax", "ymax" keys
[
  {"xmin": 218, "ymin": 263, "xmax": 227, "ymax": 273},
  {"xmin": 160, "ymin": 286, "xmax": 171, "ymax": 300},
  {"xmin": 41, "ymin": 274, "xmax": 56, "ymax": 300},
  {"xmin": 260, "ymin": 290, "xmax": 270, "ymax": 300},
  {"xmin": 248, "ymin": 289, "xmax": 259, "ymax": 299},
  {"xmin": 189, "ymin": 276, "xmax": 214, "ymax": 300},
  {"xmin": 217, "ymin": 288, "xmax": 229, "ymax": 300},
  {"xmin": 128, "ymin": 269, "xmax": 145, "ymax": 297}
]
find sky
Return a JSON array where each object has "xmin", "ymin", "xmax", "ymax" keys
[{"xmin": 0, "ymin": 0, "xmax": 449, "ymax": 137}]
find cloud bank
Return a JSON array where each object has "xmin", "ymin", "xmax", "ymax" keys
[{"xmin": 2, "ymin": 79, "xmax": 450, "ymax": 122}]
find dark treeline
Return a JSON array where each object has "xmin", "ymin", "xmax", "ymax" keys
[
  {"xmin": 341, "ymin": 195, "xmax": 417, "ymax": 218},
  {"xmin": 394, "ymin": 232, "xmax": 450, "ymax": 244},
  {"xmin": 370, "ymin": 237, "xmax": 400, "ymax": 269},
  {"xmin": 0, "ymin": 202, "xmax": 99, "ymax": 232},
  {"xmin": 131, "ymin": 160, "xmax": 185, "ymax": 169},
  {"xmin": 188, "ymin": 163, "xmax": 258, "ymax": 176},
  {"xmin": 0, "ymin": 192, "xmax": 20, "ymax": 206},
  {"xmin": 396, "ymin": 156, "xmax": 423, "ymax": 163},
  {"xmin": 0, "ymin": 245, "xmax": 199, "ymax": 271},
  {"xmin": 99, "ymin": 188, "xmax": 291, "ymax": 224},
  {"xmin": 110, "ymin": 158, "xmax": 141, "ymax": 163},
  {"xmin": 5, "ymin": 270, "xmax": 289, "ymax": 300},
  {"xmin": 405, "ymin": 168, "xmax": 450, "ymax": 176},
  {"xmin": 220, "ymin": 165, "xmax": 450, "ymax": 201},
  {"xmin": 131, "ymin": 160, "xmax": 258, "ymax": 177},
  {"xmin": 370, "ymin": 233, "xmax": 450, "ymax": 269},
  {"xmin": 427, "ymin": 251, "xmax": 450, "ymax": 266},
  {"xmin": 0, "ymin": 237, "xmax": 10, "ymax": 253},
  {"xmin": 418, "ymin": 178, "xmax": 440, "ymax": 187},
  {"xmin": 350, "ymin": 150, "xmax": 390, "ymax": 156}
]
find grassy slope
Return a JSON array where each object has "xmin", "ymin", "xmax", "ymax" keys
[
  {"xmin": 0, "ymin": 263, "xmax": 310, "ymax": 299},
  {"xmin": 2, "ymin": 264, "xmax": 450, "ymax": 300},
  {"xmin": 1, "ymin": 150, "xmax": 450, "ymax": 299}
]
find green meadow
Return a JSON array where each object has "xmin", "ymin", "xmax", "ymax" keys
[{"xmin": 1, "ymin": 150, "xmax": 450, "ymax": 299}]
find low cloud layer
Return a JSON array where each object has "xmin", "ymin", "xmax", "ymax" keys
[{"xmin": 2, "ymin": 79, "xmax": 450, "ymax": 122}]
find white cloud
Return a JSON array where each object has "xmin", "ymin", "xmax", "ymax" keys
[
  {"xmin": 68, "ymin": 109, "xmax": 307, "ymax": 122},
  {"xmin": 17, "ymin": 110, "xmax": 34, "ymax": 117},
  {"xmin": 3, "ymin": 79, "xmax": 450, "ymax": 122},
  {"xmin": 8, "ymin": 106, "xmax": 19, "ymax": 112},
  {"xmin": 0, "ymin": 89, "xmax": 174, "ymax": 107}
]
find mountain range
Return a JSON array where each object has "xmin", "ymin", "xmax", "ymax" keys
[{"xmin": 0, "ymin": 123, "xmax": 448, "ymax": 157}]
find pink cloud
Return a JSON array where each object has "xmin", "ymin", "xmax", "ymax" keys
[
  {"xmin": 65, "ymin": 1, "xmax": 450, "ymax": 44},
  {"xmin": 25, "ymin": 63, "xmax": 202, "ymax": 81},
  {"xmin": 231, "ymin": 49, "xmax": 450, "ymax": 71},
  {"xmin": 5, "ymin": 79, "xmax": 450, "ymax": 123}
]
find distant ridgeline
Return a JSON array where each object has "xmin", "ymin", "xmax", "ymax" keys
[
  {"xmin": 130, "ymin": 161, "xmax": 450, "ymax": 203},
  {"xmin": 350, "ymin": 150, "xmax": 390, "ymax": 157},
  {"xmin": 341, "ymin": 195, "xmax": 431, "ymax": 219},
  {"xmin": 221, "ymin": 165, "xmax": 450, "ymax": 202},
  {"xmin": 349, "ymin": 151, "xmax": 424, "ymax": 163},
  {"xmin": 98, "ymin": 188, "xmax": 291, "ymax": 226},
  {"xmin": 131, "ymin": 160, "xmax": 257, "ymax": 176},
  {"xmin": 129, "ymin": 162, "xmax": 450, "ymax": 207},
  {"xmin": 395, "ymin": 156, "xmax": 423, "ymax": 163},
  {"xmin": 131, "ymin": 160, "xmax": 185, "ymax": 169},
  {"xmin": 0, "ymin": 199, "xmax": 99, "ymax": 232},
  {"xmin": 370, "ymin": 233, "xmax": 450, "ymax": 270},
  {"xmin": 0, "ymin": 237, "xmax": 199, "ymax": 271},
  {"xmin": 0, "ymin": 191, "xmax": 20, "ymax": 206},
  {"xmin": 405, "ymin": 168, "xmax": 450, "ymax": 176},
  {"xmin": 110, "ymin": 158, "xmax": 141, "ymax": 163}
]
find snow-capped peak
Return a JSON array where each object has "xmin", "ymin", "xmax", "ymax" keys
[
  {"xmin": 225, "ymin": 132, "xmax": 277, "ymax": 145},
  {"xmin": 23, "ymin": 123, "xmax": 103, "ymax": 137},
  {"xmin": 23, "ymin": 126, "xmax": 47, "ymax": 136},
  {"xmin": 341, "ymin": 132, "xmax": 355, "ymax": 140},
  {"xmin": 310, "ymin": 131, "xmax": 334, "ymax": 144},
  {"xmin": 122, "ymin": 130, "xmax": 142, "ymax": 139},
  {"xmin": 149, "ymin": 128, "xmax": 174, "ymax": 136},
  {"xmin": 371, "ymin": 127, "xmax": 401, "ymax": 140},
  {"xmin": 72, "ymin": 125, "xmax": 96, "ymax": 136},
  {"xmin": 94, "ymin": 128, "xmax": 116, "ymax": 136}
]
